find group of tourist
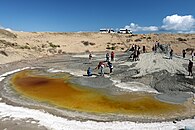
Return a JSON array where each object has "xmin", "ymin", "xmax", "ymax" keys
[
  {"xmin": 86, "ymin": 42, "xmax": 194, "ymax": 77},
  {"xmin": 152, "ymin": 41, "xmax": 194, "ymax": 76},
  {"xmin": 130, "ymin": 44, "xmax": 141, "ymax": 61},
  {"xmin": 128, "ymin": 44, "xmax": 147, "ymax": 61},
  {"xmin": 87, "ymin": 51, "xmax": 114, "ymax": 77}
]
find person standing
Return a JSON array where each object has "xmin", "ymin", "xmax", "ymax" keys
[
  {"xmin": 182, "ymin": 49, "xmax": 186, "ymax": 58},
  {"xmin": 143, "ymin": 46, "xmax": 146, "ymax": 53},
  {"xmin": 188, "ymin": 60, "xmax": 193, "ymax": 76},
  {"xmin": 137, "ymin": 49, "xmax": 140, "ymax": 61},
  {"xmin": 106, "ymin": 52, "xmax": 109, "ymax": 62},
  {"xmin": 138, "ymin": 45, "xmax": 141, "ymax": 51},
  {"xmin": 89, "ymin": 53, "xmax": 92, "ymax": 60},
  {"xmin": 134, "ymin": 44, "xmax": 137, "ymax": 51},
  {"xmin": 131, "ymin": 44, "xmax": 135, "ymax": 51},
  {"xmin": 192, "ymin": 50, "xmax": 194, "ymax": 61},
  {"xmin": 89, "ymin": 53, "xmax": 92, "ymax": 63},
  {"xmin": 108, "ymin": 61, "xmax": 113, "ymax": 73},
  {"xmin": 153, "ymin": 43, "xmax": 157, "ymax": 54},
  {"xmin": 170, "ymin": 49, "xmax": 173, "ymax": 59},
  {"xmin": 133, "ymin": 51, "xmax": 136, "ymax": 61},
  {"xmin": 111, "ymin": 51, "xmax": 114, "ymax": 61},
  {"xmin": 87, "ymin": 67, "xmax": 92, "ymax": 76},
  {"xmin": 100, "ymin": 63, "xmax": 105, "ymax": 76}
]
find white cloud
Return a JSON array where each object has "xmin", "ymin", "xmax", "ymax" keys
[
  {"xmin": 124, "ymin": 14, "xmax": 195, "ymax": 33},
  {"xmin": 5, "ymin": 28, "xmax": 13, "ymax": 32},
  {"xmin": 178, "ymin": 30, "xmax": 195, "ymax": 34},
  {"xmin": 125, "ymin": 23, "xmax": 159, "ymax": 32},
  {"xmin": 0, "ymin": 24, "xmax": 13, "ymax": 32},
  {"xmin": 161, "ymin": 14, "xmax": 195, "ymax": 31}
]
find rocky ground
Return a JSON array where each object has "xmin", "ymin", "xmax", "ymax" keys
[{"xmin": 0, "ymin": 50, "xmax": 195, "ymax": 129}]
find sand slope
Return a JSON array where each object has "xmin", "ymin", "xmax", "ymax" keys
[{"xmin": 0, "ymin": 29, "xmax": 195, "ymax": 64}]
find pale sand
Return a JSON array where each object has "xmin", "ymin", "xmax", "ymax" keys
[{"xmin": 1, "ymin": 29, "xmax": 195, "ymax": 65}]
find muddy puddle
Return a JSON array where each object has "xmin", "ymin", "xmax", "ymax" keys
[{"xmin": 10, "ymin": 69, "xmax": 186, "ymax": 117}]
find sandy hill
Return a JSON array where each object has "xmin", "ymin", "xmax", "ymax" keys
[
  {"xmin": 0, "ymin": 29, "xmax": 195, "ymax": 64},
  {"xmin": 0, "ymin": 29, "xmax": 17, "ymax": 39}
]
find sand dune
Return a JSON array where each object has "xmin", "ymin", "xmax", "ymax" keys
[{"xmin": 0, "ymin": 29, "xmax": 195, "ymax": 64}]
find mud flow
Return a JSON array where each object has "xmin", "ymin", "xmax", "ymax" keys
[{"xmin": 11, "ymin": 70, "xmax": 185, "ymax": 117}]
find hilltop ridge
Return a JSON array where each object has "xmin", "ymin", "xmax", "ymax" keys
[{"xmin": 0, "ymin": 29, "xmax": 195, "ymax": 64}]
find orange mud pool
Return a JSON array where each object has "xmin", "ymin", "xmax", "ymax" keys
[{"xmin": 10, "ymin": 70, "xmax": 186, "ymax": 117}]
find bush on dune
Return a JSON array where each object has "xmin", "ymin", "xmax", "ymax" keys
[{"xmin": 177, "ymin": 37, "xmax": 187, "ymax": 42}]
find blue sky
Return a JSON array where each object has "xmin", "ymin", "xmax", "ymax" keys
[{"xmin": 0, "ymin": 0, "xmax": 195, "ymax": 33}]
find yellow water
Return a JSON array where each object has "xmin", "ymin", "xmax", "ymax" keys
[{"xmin": 11, "ymin": 70, "xmax": 185, "ymax": 116}]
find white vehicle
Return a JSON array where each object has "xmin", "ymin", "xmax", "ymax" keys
[
  {"xmin": 119, "ymin": 29, "xmax": 132, "ymax": 34},
  {"xmin": 100, "ymin": 28, "xmax": 115, "ymax": 33}
]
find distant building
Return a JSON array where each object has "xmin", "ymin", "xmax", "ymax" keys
[
  {"xmin": 119, "ymin": 29, "xmax": 132, "ymax": 34},
  {"xmin": 100, "ymin": 28, "xmax": 115, "ymax": 33}
]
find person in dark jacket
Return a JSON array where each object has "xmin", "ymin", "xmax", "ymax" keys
[
  {"xmin": 111, "ymin": 51, "xmax": 114, "ymax": 61},
  {"xmin": 143, "ymin": 46, "xmax": 146, "ymax": 53},
  {"xmin": 106, "ymin": 53, "xmax": 109, "ymax": 62},
  {"xmin": 107, "ymin": 61, "xmax": 113, "ymax": 73},
  {"xmin": 188, "ymin": 60, "xmax": 193, "ymax": 76},
  {"xmin": 182, "ymin": 49, "xmax": 186, "ymax": 58},
  {"xmin": 170, "ymin": 49, "xmax": 173, "ymax": 59},
  {"xmin": 87, "ymin": 67, "xmax": 92, "ymax": 76}
]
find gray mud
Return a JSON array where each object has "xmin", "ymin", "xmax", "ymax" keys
[
  {"xmin": 149, "ymin": 70, "xmax": 195, "ymax": 103},
  {"xmin": 71, "ymin": 76, "xmax": 113, "ymax": 89},
  {"xmin": 0, "ymin": 52, "xmax": 195, "ymax": 123},
  {"xmin": 156, "ymin": 92, "xmax": 191, "ymax": 104}
]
